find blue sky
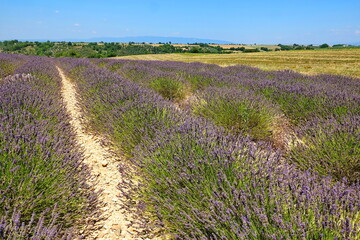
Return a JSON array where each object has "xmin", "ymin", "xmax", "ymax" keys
[{"xmin": 0, "ymin": 0, "xmax": 359, "ymax": 44}]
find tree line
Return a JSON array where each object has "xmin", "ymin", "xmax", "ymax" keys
[
  {"xmin": 0, "ymin": 40, "xmax": 233, "ymax": 58},
  {"xmin": 0, "ymin": 40, "xmax": 357, "ymax": 58}
]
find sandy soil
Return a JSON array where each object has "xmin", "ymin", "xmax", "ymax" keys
[{"xmin": 57, "ymin": 67, "xmax": 140, "ymax": 239}]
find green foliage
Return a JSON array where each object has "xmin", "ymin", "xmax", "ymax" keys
[
  {"xmin": 330, "ymin": 44, "xmax": 359, "ymax": 49},
  {"xmin": 243, "ymin": 48, "xmax": 260, "ymax": 53},
  {"xmin": 1, "ymin": 41, "xmax": 358, "ymax": 58},
  {"xmin": 294, "ymin": 46, "xmax": 305, "ymax": 50},
  {"xmin": 275, "ymin": 94, "xmax": 323, "ymax": 123},
  {"xmin": 113, "ymin": 105, "xmax": 171, "ymax": 157},
  {"xmin": 320, "ymin": 43, "xmax": 329, "ymax": 48},
  {"xmin": 277, "ymin": 44, "xmax": 294, "ymax": 50},
  {"xmin": 277, "ymin": 43, "xmax": 318, "ymax": 51},
  {"xmin": 262, "ymin": 91, "xmax": 357, "ymax": 125},
  {"xmin": 193, "ymin": 95, "xmax": 276, "ymax": 141},
  {"xmin": 229, "ymin": 46, "xmax": 245, "ymax": 51},
  {"xmin": 149, "ymin": 77, "xmax": 187, "ymax": 101},
  {"xmin": 189, "ymin": 46, "xmax": 201, "ymax": 53},
  {"xmin": 260, "ymin": 47, "xmax": 271, "ymax": 51},
  {"xmin": 0, "ymin": 41, "xmax": 228, "ymax": 58},
  {"xmin": 0, "ymin": 61, "xmax": 15, "ymax": 78},
  {"xmin": 185, "ymin": 74, "xmax": 214, "ymax": 90},
  {"xmin": 289, "ymin": 117, "xmax": 360, "ymax": 182},
  {"xmin": 157, "ymin": 44, "xmax": 176, "ymax": 53}
]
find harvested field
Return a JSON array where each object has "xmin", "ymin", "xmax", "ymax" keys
[{"xmin": 114, "ymin": 48, "xmax": 360, "ymax": 78}]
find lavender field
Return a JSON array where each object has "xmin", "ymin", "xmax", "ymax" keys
[
  {"xmin": 0, "ymin": 53, "xmax": 98, "ymax": 239},
  {"xmin": 1, "ymin": 53, "xmax": 359, "ymax": 239}
]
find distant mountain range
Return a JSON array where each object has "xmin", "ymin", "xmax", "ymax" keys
[
  {"xmin": 86, "ymin": 36, "xmax": 236, "ymax": 44},
  {"xmin": 2, "ymin": 36, "xmax": 359, "ymax": 45},
  {"xmin": 5, "ymin": 36, "xmax": 236, "ymax": 44}
]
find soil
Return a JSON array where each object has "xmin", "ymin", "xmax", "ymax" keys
[{"xmin": 57, "ymin": 67, "xmax": 141, "ymax": 239}]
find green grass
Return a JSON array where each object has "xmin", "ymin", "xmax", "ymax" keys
[
  {"xmin": 289, "ymin": 117, "xmax": 360, "ymax": 182},
  {"xmin": 0, "ymin": 61, "xmax": 15, "ymax": 78},
  {"xmin": 149, "ymin": 77, "xmax": 188, "ymax": 101},
  {"xmin": 113, "ymin": 104, "xmax": 172, "ymax": 158},
  {"xmin": 271, "ymin": 93, "xmax": 325, "ymax": 124},
  {"xmin": 182, "ymin": 73, "xmax": 216, "ymax": 91},
  {"xmin": 192, "ymin": 92, "xmax": 278, "ymax": 141}
]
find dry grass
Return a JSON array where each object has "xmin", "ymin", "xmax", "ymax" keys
[
  {"xmin": 113, "ymin": 49, "xmax": 360, "ymax": 78},
  {"xmin": 209, "ymin": 44, "xmax": 279, "ymax": 50},
  {"xmin": 148, "ymin": 43, "xmax": 279, "ymax": 50}
]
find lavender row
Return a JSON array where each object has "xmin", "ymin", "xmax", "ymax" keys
[
  {"xmin": 0, "ymin": 54, "xmax": 97, "ymax": 239},
  {"xmin": 60, "ymin": 58, "xmax": 359, "ymax": 239},
  {"xmin": 99, "ymin": 59, "xmax": 359, "ymax": 181},
  {"xmin": 0, "ymin": 53, "xmax": 33, "ymax": 79},
  {"xmin": 99, "ymin": 59, "xmax": 360, "ymax": 123}
]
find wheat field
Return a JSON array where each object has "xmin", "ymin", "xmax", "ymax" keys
[{"xmin": 114, "ymin": 48, "xmax": 360, "ymax": 78}]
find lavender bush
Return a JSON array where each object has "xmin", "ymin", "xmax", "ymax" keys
[
  {"xmin": 191, "ymin": 87, "xmax": 282, "ymax": 141},
  {"xmin": 0, "ymin": 54, "xmax": 98, "ymax": 239},
  {"xmin": 289, "ymin": 114, "xmax": 360, "ymax": 182},
  {"xmin": 102, "ymin": 59, "xmax": 359, "ymax": 179},
  {"xmin": 0, "ymin": 53, "xmax": 30, "ymax": 78},
  {"xmin": 59, "ymin": 57, "xmax": 360, "ymax": 239},
  {"xmin": 105, "ymin": 59, "xmax": 360, "ymax": 123}
]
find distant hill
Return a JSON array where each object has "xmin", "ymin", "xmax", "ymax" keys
[
  {"xmin": 76, "ymin": 36, "xmax": 235, "ymax": 44},
  {"xmin": 2, "ymin": 36, "xmax": 235, "ymax": 44}
]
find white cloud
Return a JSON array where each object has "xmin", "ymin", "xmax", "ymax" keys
[
  {"xmin": 330, "ymin": 28, "xmax": 351, "ymax": 35},
  {"xmin": 91, "ymin": 30, "xmax": 97, "ymax": 34},
  {"xmin": 331, "ymin": 28, "xmax": 345, "ymax": 33},
  {"xmin": 355, "ymin": 30, "xmax": 360, "ymax": 35},
  {"xmin": 74, "ymin": 23, "xmax": 81, "ymax": 27},
  {"xmin": 54, "ymin": 10, "xmax": 60, "ymax": 14}
]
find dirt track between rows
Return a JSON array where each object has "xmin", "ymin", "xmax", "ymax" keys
[{"xmin": 57, "ymin": 66, "xmax": 139, "ymax": 239}]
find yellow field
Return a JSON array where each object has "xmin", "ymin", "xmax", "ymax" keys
[
  {"xmin": 209, "ymin": 44, "xmax": 279, "ymax": 50},
  {"xmin": 114, "ymin": 49, "xmax": 360, "ymax": 78},
  {"xmin": 148, "ymin": 43, "xmax": 279, "ymax": 50}
]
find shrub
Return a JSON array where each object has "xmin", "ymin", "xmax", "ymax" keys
[
  {"xmin": 243, "ymin": 48, "xmax": 260, "ymax": 53},
  {"xmin": 289, "ymin": 115, "xmax": 360, "ymax": 182},
  {"xmin": 149, "ymin": 77, "xmax": 187, "ymax": 101},
  {"xmin": 192, "ymin": 87, "xmax": 280, "ymax": 141},
  {"xmin": 320, "ymin": 43, "xmax": 329, "ymax": 48}
]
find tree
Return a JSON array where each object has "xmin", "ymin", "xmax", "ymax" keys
[
  {"xmin": 320, "ymin": 43, "xmax": 329, "ymax": 48},
  {"xmin": 260, "ymin": 47, "xmax": 270, "ymax": 51},
  {"xmin": 278, "ymin": 44, "xmax": 293, "ymax": 51},
  {"xmin": 189, "ymin": 46, "xmax": 200, "ymax": 53}
]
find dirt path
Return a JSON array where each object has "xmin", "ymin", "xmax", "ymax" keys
[{"xmin": 57, "ymin": 67, "xmax": 139, "ymax": 239}]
